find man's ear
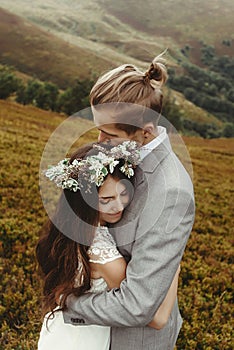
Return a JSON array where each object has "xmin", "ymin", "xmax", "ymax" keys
[{"xmin": 142, "ymin": 122, "xmax": 155, "ymax": 138}]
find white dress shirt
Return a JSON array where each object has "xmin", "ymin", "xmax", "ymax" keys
[{"xmin": 140, "ymin": 126, "xmax": 167, "ymax": 160}]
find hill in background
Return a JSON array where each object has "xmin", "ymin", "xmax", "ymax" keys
[
  {"xmin": 0, "ymin": 0, "xmax": 233, "ymax": 134},
  {"xmin": 0, "ymin": 0, "xmax": 233, "ymax": 65},
  {"xmin": 0, "ymin": 8, "xmax": 114, "ymax": 89}
]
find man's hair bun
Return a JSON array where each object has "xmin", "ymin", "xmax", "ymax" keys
[{"xmin": 144, "ymin": 51, "xmax": 168, "ymax": 86}]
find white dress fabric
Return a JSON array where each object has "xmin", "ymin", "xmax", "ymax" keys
[{"xmin": 38, "ymin": 226, "xmax": 122, "ymax": 350}]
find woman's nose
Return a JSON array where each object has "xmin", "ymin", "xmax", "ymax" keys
[{"xmin": 112, "ymin": 197, "xmax": 124, "ymax": 212}]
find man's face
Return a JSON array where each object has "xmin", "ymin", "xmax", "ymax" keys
[
  {"xmin": 94, "ymin": 111, "xmax": 144, "ymax": 144},
  {"xmin": 97, "ymin": 124, "xmax": 130, "ymax": 143}
]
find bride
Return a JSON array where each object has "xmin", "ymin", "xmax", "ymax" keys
[{"xmin": 37, "ymin": 141, "xmax": 180, "ymax": 350}]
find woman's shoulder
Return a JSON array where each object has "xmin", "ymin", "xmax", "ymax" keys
[
  {"xmin": 90, "ymin": 225, "xmax": 117, "ymax": 248},
  {"xmin": 87, "ymin": 226, "xmax": 122, "ymax": 264}
]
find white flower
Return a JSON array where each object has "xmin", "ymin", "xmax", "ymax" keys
[
  {"xmin": 96, "ymin": 152, "xmax": 110, "ymax": 163},
  {"xmin": 120, "ymin": 164, "xmax": 134, "ymax": 178},
  {"xmin": 43, "ymin": 141, "xmax": 141, "ymax": 192},
  {"xmin": 72, "ymin": 159, "xmax": 80, "ymax": 167},
  {"xmin": 108, "ymin": 159, "xmax": 119, "ymax": 173},
  {"xmin": 62, "ymin": 178, "xmax": 79, "ymax": 192}
]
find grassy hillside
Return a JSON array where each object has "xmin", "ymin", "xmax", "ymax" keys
[
  {"xmin": 104, "ymin": 0, "xmax": 234, "ymax": 56},
  {"xmin": 0, "ymin": 100, "xmax": 233, "ymax": 349},
  {"xmin": 0, "ymin": 0, "xmax": 233, "ymax": 66},
  {"xmin": 0, "ymin": 0, "xmax": 233, "ymax": 132},
  {"xmin": 163, "ymin": 89, "xmax": 223, "ymax": 129},
  {"xmin": 0, "ymin": 1, "xmax": 181, "ymax": 70},
  {"xmin": 0, "ymin": 8, "xmax": 114, "ymax": 89}
]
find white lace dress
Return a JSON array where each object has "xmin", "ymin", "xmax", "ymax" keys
[{"xmin": 38, "ymin": 226, "xmax": 122, "ymax": 350}]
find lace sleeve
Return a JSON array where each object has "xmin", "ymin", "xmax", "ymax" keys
[{"xmin": 87, "ymin": 226, "xmax": 122, "ymax": 264}]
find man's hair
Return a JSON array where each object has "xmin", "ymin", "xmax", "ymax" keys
[{"xmin": 90, "ymin": 51, "xmax": 168, "ymax": 134}]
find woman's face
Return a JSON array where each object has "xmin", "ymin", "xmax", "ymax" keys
[{"xmin": 98, "ymin": 175, "xmax": 130, "ymax": 225}]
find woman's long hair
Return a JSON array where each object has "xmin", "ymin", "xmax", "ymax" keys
[{"xmin": 36, "ymin": 143, "xmax": 134, "ymax": 317}]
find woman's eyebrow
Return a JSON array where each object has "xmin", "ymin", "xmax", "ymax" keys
[
  {"xmin": 99, "ymin": 190, "xmax": 127, "ymax": 200},
  {"xmin": 99, "ymin": 195, "xmax": 114, "ymax": 199}
]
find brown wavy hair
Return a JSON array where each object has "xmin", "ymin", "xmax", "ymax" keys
[{"xmin": 36, "ymin": 143, "xmax": 134, "ymax": 317}]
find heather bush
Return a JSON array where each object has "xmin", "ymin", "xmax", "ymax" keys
[{"xmin": 0, "ymin": 101, "xmax": 233, "ymax": 349}]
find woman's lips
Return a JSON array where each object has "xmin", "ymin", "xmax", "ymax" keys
[{"xmin": 108, "ymin": 211, "xmax": 122, "ymax": 217}]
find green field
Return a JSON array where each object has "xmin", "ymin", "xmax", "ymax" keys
[{"xmin": 0, "ymin": 100, "xmax": 233, "ymax": 349}]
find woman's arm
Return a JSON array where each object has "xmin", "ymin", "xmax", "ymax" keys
[
  {"xmin": 90, "ymin": 257, "xmax": 127, "ymax": 290},
  {"xmin": 148, "ymin": 265, "xmax": 180, "ymax": 330}
]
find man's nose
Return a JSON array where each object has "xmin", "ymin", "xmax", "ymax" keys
[{"xmin": 98, "ymin": 131, "xmax": 109, "ymax": 143}]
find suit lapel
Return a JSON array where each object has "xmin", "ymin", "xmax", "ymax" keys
[
  {"xmin": 129, "ymin": 134, "xmax": 172, "ymax": 215},
  {"xmin": 140, "ymin": 134, "xmax": 172, "ymax": 174},
  {"xmin": 111, "ymin": 135, "xmax": 172, "ymax": 247}
]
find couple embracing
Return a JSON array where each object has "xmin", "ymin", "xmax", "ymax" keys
[{"xmin": 37, "ymin": 53, "xmax": 195, "ymax": 350}]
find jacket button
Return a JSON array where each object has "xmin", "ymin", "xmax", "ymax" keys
[{"xmin": 71, "ymin": 318, "xmax": 85, "ymax": 324}]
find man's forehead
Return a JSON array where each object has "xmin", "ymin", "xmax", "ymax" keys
[
  {"xmin": 92, "ymin": 106, "xmax": 115, "ymax": 125},
  {"xmin": 92, "ymin": 103, "xmax": 148, "ymax": 131}
]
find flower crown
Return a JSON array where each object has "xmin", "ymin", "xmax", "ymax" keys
[{"xmin": 44, "ymin": 141, "xmax": 141, "ymax": 193}]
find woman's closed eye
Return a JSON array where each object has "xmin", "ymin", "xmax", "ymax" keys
[
  {"xmin": 120, "ymin": 189, "xmax": 128, "ymax": 197},
  {"xmin": 99, "ymin": 190, "xmax": 128, "ymax": 205},
  {"xmin": 99, "ymin": 198, "xmax": 111, "ymax": 205}
]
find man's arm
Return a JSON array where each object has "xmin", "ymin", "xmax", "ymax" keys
[
  {"xmin": 63, "ymin": 186, "xmax": 195, "ymax": 327},
  {"xmin": 92, "ymin": 251, "xmax": 180, "ymax": 330},
  {"xmin": 148, "ymin": 265, "xmax": 180, "ymax": 329}
]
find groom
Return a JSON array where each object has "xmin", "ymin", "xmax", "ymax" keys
[
  {"xmin": 63, "ymin": 103, "xmax": 195, "ymax": 349},
  {"xmin": 63, "ymin": 61, "xmax": 195, "ymax": 349}
]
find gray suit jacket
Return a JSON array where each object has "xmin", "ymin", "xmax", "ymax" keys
[{"xmin": 63, "ymin": 135, "xmax": 195, "ymax": 349}]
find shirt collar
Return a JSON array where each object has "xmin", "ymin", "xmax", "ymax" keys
[{"xmin": 140, "ymin": 126, "xmax": 167, "ymax": 160}]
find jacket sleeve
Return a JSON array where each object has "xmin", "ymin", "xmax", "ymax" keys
[{"xmin": 63, "ymin": 184, "xmax": 195, "ymax": 327}]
